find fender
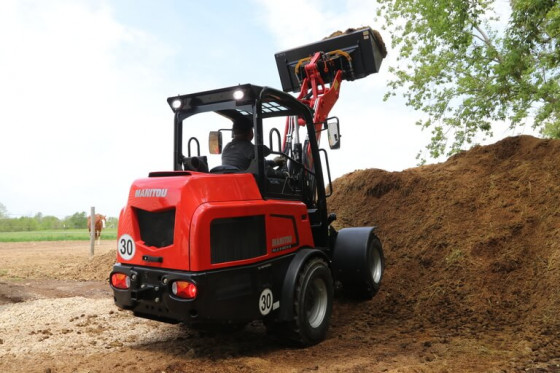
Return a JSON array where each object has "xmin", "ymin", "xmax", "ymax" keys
[{"xmin": 278, "ymin": 247, "xmax": 330, "ymax": 321}]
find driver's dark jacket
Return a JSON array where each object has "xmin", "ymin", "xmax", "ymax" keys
[{"xmin": 221, "ymin": 139, "xmax": 254, "ymax": 170}]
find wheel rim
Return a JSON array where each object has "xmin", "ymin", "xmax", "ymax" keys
[
  {"xmin": 369, "ymin": 246, "xmax": 382, "ymax": 284},
  {"xmin": 305, "ymin": 277, "xmax": 328, "ymax": 328}
]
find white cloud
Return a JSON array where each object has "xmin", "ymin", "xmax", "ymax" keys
[
  {"xmin": 255, "ymin": 0, "xmax": 380, "ymax": 49},
  {"xmin": 0, "ymin": 0, "xmax": 173, "ymax": 217}
]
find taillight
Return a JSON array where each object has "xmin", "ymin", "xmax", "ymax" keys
[
  {"xmin": 171, "ymin": 281, "xmax": 197, "ymax": 299},
  {"xmin": 111, "ymin": 273, "xmax": 130, "ymax": 289}
]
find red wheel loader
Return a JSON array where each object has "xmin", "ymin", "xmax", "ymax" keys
[{"xmin": 110, "ymin": 27, "xmax": 387, "ymax": 346}]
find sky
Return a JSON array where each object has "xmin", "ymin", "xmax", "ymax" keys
[{"xmin": 0, "ymin": 0, "xmax": 537, "ymax": 219}]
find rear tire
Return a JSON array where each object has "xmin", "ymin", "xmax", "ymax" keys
[
  {"xmin": 345, "ymin": 235, "xmax": 384, "ymax": 300},
  {"xmin": 290, "ymin": 257, "xmax": 333, "ymax": 346}
]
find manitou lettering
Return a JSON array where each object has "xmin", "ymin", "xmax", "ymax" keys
[
  {"xmin": 272, "ymin": 236, "xmax": 292, "ymax": 247},
  {"xmin": 271, "ymin": 236, "xmax": 294, "ymax": 253},
  {"xmin": 135, "ymin": 188, "xmax": 168, "ymax": 198}
]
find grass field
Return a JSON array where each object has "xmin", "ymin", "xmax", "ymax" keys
[{"xmin": 0, "ymin": 229, "xmax": 118, "ymax": 242}]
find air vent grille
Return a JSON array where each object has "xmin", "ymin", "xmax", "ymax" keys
[
  {"xmin": 135, "ymin": 208, "xmax": 175, "ymax": 248},
  {"xmin": 210, "ymin": 215, "xmax": 266, "ymax": 264}
]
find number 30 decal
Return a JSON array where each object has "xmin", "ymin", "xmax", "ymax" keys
[
  {"xmin": 118, "ymin": 234, "xmax": 136, "ymax": 260},
  {"xmin": 259, "ymin": 289, "xmax": 273, "ymax": 315}
]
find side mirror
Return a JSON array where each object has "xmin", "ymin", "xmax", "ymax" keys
[
  {"xmin": 326, "ymin": 117, "xmax": 341, "ymax": 149},
  {"xmin": 209, "ymin": 131, "xmax": 222, "ymax": 154}
]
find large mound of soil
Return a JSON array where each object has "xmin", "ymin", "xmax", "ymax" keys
[{"xmin": 330, "ymin": 135, "xmax": 560, "ymax": 350}]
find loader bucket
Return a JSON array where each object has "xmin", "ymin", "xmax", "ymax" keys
[{"xmin": 275, "ymin": 27, "xmax": 387, "ymax": 93}]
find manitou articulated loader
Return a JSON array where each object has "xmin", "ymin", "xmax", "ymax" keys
[{"xmin": 110, "ymin": 28, "xmax": 387, "ymax": 346}]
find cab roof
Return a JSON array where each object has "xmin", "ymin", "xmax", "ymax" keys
[{"xmin": 166, "ymin": 84, "xmax": 313, "ymax": 123}]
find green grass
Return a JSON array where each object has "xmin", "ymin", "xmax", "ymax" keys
[{"xmin": 0, "ymin": 229, "xmax": 118, "ymax": 242}]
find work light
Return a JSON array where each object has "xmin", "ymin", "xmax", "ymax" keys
[{"xmin": 171, "ymin": 98, "xmax": 182, "ymax": 109}]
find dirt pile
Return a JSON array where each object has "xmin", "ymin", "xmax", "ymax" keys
[
  {"xmin": 62, "ymin": 249, "xmax": 117, "ymax": 281},
  {"xmin": 330, "ymin": 135, "xmax": 560, "ymax": 341}
]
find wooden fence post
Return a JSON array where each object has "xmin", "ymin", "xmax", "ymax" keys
[{"xmin": 90, "ymin": 206, "xmax": 95, "ymax": 257}]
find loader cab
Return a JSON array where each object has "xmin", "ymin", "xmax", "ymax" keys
[{"xmin": 167, "ymin": 84, "xmax": 332, "ymax": 247}]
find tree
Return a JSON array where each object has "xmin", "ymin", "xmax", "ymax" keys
[
  {"xmin": 376, "ymin": 0, "xmax": 559, "ymax": 159},
  {"xmin": 0, "ymin": 202, "xmax": 8, "ymax": 218},
  {"xmin": 63, "ymin": 211, "xmax": 88, "ymax": 229},
  {"xmin": 39, "ymin": 215, "xmax": 63, "ymax": 230},
  {"xmin": 17, "ymin": 216, "xmax": 39, "ymax": 231},
  {"xmin": 106, "ymin": 217, "xmax": 119, "ymax": 229}
]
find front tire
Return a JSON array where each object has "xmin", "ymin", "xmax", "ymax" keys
[
  {"xmin": 291, "ymin": 257, "xmax": 333, "ymax": 346},
  {"xmin": 332, "ymin": 228, "xmax": 385, "ymax": 300},
  {"xmin": 351, "ymin": 235, "xmax": 384, "ymax": 299}
]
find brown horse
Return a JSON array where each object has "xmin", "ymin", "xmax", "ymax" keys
[{"xmin": 87, "ymin": 214, "xmax": 106, "ymax": 244}]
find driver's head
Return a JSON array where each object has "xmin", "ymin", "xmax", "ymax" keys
[{"xmin": 232, "ymin": 120, "xmax": 253, "ymax": 141}]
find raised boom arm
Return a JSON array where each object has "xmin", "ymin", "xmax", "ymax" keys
[{"xmin": 274, "ymin": 27, "xmax": 387, "ymax": 164}]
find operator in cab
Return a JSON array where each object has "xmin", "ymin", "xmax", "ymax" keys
[
  {"xmin": 221, "ymin": 120, "xmax": 255, "ymax": 170},
  {"xmin": 221, "ymin": 119, "xmax": 287, "ymax": 175}
]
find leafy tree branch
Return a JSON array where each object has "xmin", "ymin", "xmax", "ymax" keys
[{"xmin": 376, "ymin": 0, "xmax": 560, "ymax": 159}]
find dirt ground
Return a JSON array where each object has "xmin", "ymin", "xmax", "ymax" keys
[{"xmin": 1, "ymin": 135, "xmax": 560, "ymax": 372}]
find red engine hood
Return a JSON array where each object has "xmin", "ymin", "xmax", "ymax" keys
[{"xmin": 116, "ymin": 171, "xmax": 262, "ymax": 271}]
